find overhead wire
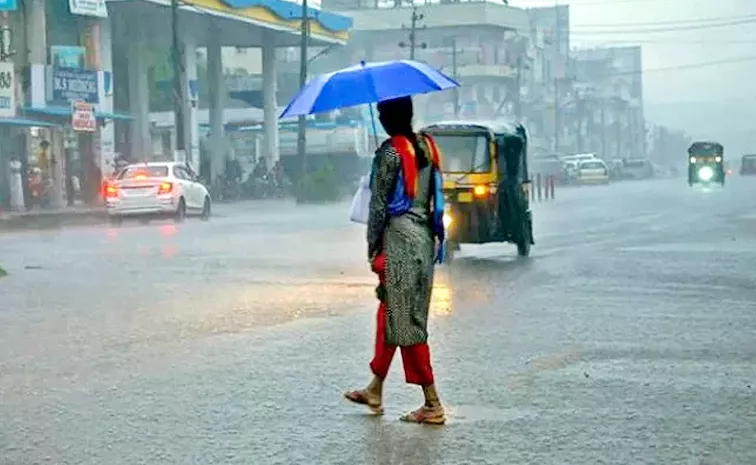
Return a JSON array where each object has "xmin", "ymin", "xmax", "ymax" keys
[
  {"xmin": 570, "ymin": 17, "xmax": 756, "ymax": 35},
  {"xmin": 591, "ymin": 54, "xmax": 756, "ymax": 78},
  {"xmin": 574, "ymin": 13, "xmax": 756, "ymax": 29},
  {"xmin": 523, "ymin": 0, "xmax": 700, "ymax": 6}
]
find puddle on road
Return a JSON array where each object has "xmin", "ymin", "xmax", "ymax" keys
[{"xmin": 443, "ymin": 405, "xmax": 538, "ymax": 424}]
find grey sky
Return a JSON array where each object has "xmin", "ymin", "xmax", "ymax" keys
[{"xmin": 511, "ymin": 0, "xmax": 756, "ymax": 153}]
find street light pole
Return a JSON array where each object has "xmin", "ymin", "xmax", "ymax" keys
[
  {"xmin": 171, "ymin": 0, "xmax": 186, "ymax": 162},
  {"xmin": 296, "ymin": 0, "xmax": 309, "ymax": 181}
]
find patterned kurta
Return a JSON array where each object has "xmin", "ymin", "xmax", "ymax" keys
[{"xmin": 368, "ymin": 138, "xmax": 435, "ymax": 347}]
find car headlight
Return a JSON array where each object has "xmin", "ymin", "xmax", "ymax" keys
[
  {"xmin": 698, "ymin": 166, "xmax": 714, "ymax": 181},
  {"xmin": 690, "ymin": 156, "xmax": 697, "ymax": 163},
  {"xmin": 443, "ymin": 213, "xmax": 453, "ymax": 228}
]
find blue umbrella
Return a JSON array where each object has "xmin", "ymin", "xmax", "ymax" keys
[{"xmin": 279, "ymin": 59, "xmax": 459, "ymax": 119}]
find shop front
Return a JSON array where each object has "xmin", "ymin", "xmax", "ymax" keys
[
  {"xmin": 24, "ymin": 64, "xmax": 130, "ymax": 205},
  {"xmin": 0, "ymin": 60, "xmax": 64, "ymax": 212}
]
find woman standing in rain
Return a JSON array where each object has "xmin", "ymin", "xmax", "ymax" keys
[{"xmin": 344, "ymin": 96, "xmax": 447, "ymax": 424}]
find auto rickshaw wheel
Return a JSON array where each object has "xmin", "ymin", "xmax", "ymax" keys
[{"xmin": 516, "ymin": 216, "xmax": 532, "ymax": 257}]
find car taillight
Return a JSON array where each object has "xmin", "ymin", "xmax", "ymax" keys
[
  {"xmin": 105, "ymin": 184, "xmax": 118, "ymax": 198},
  {"xmin": 157, "ymin": 182, "xmax": 173, "ymax": 195}
]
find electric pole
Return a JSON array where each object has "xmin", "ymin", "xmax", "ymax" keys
[
  {"xmin": 296, "ymin": 0, "xmax": 309, "ymax": 182},
  {"xmin": 600, "ymin": 97, "xmax": 607, "ymax": 158},
  {"xmin": 553, "ymin": 0, "xmax": 561, "ymax": 153},
  {"xmin": 171, "ymin": 0, "xmax": 187, "ymax": 164},
  {"xmin": 440, "ymin": 37, "xmax": 460, "ymax": 117},
  {"xmin": 576, "ymin": 92, "xmax": 584, "ymax": 153},
  {"xmin": 399, "ymin": 6, "xmax": 426, "ymax": 60}
]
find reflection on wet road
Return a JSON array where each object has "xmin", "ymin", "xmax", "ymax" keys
[{"xmin": 1, "ymin": 178, "xmax": 755, "ymax": 464}]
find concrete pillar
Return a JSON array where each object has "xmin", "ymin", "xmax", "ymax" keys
[
  {"xmin": 96, "ymin": 19, "xmax": 116, "ymax": 179},
  {"xmin": 181, "ymin": 28, "xmax": 199, "ymax": 172},
  {"xmin": 261, "ymin": 31, "xmax": 279, "ymax": 165},
  {"xmin": 126, "ymin": 16, "xmax": 151, "ymax": 162},
  {"xmin": 206, "ymin": 23, "xmax": 225, "ymax": 183},
  {"xmin": 25, "ymin": 0, "xmax": 46, "ymax": 108}
]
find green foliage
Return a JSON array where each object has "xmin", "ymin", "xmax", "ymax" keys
[
  {"xmin": 295, "ymin": 163, "xmax": 341, "ymax": 203},
  {"xmin": 146, "ymin": 49, "xmax": 209, "ymax": 112},
  {"xmin": 0, "ymin": 266, "xmax": 7, "ymax": 277}
]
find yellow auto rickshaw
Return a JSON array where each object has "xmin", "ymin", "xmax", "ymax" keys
[{"xmin": 420, "ymin": 121, "xmax": 534, "ymax": 261}]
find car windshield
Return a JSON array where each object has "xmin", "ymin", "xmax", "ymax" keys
[
  {"xmin": 690, "ymin": 145, "xmax": 721, "ymax": 157},
  {"xmin": 580, "ymin": 161, "xmax": 605, "ymax": 169},
  {"xmin": 118, "ymin": 166, "xmax": 169, "ymax": 179},
  {"xmin": 433, "ymin": 134, "xmax": 490, "ymax": 173}
]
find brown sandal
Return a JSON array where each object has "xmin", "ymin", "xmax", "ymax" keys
[
  {"xmin": 343, "ymin": 390, "xmax": 384, "ymax": 415},
  {"xmin": 400, "ymin": 405, "xmax": 446, "ymax": 425}
]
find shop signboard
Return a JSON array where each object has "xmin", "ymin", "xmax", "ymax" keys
[
  {"xmin": 68, "ymin": 0, "xmax": 107, "ymax": 17},
  {"xmin": 0, "ymin": 0, "xmax": 17, "ymax": 12},
  {"xmin": 72, "ymin": 101, "xmax": 96, "ymax": 132},
  {"xmin": 49, "ymin": 67, "xmax": 99, "ymax": 105},
  {"xmin": 0, "ymin": 61, "xmax": 15, "ymax": 117}
]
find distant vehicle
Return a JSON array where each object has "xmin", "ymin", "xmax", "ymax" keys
[
  {"xmin": 688, "ymin": 141, "xmax": 725, "ymax": 186},
  {"xmin": 561, "ymin": 153, "xmax": 597, "ymax": 165},
  {"xmin": 576, "ymin": 159, "xmax": 610, "ymax": 185},
  {"xmin": 740, "ymin": 154, "xmax": 756, "ymax": 175},
  {"xmin": 606, "ymin": 159, "xmax": 625, "ymax": 179},
  {"xmin": 622, "ymin": 159, "xmax": 655, "ymax": 180},
  {"xmin": 105, "ymin": 162, "xmax": 211, "ymax": 224},
  {"xmin": 561, "ymin": 160, "xmax": 579, "ymax": 184}
]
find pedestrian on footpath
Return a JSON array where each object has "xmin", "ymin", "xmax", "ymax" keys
[{"xmin": 344, "ymin": 96, "xmax": 447, "ymax": 425}]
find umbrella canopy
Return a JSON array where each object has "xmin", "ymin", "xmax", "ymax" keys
[{"xmin": 279, "ymin": 60, "xmax": 459, "ymax": 119}]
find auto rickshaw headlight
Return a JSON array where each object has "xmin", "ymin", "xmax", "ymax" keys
[
  {"xmin": 698, "ymin": 166, "xmax": 714, "ymax": 181},
  {"xmin": 689, "ymin": 156, "xmax": 697, "ymax": 163},
  {"xmin": 443, "ymin": 213, "xmax": 453, "ymax": 228},
  {"xmin": 472, "ymin": 185, "xmax": 489, "ymax": 198}
]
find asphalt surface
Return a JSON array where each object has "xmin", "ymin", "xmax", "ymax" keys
[{"xmin": 1, "ymin": 177, "xmax": 755, "ymax": 465}]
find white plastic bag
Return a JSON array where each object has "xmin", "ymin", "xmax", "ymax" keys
[{"xmin": 349, "ymin": 175, "xmax": 371, "ymax": 224}]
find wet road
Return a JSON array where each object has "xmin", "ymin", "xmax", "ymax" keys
[{"xmin": 1, "ymin": 178, "xmax": 755, "ymax": 465}]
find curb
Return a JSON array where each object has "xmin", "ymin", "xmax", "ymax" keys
[{"xmin": 0, "ymin": 210, "xmax": 108, "ymax": 231}]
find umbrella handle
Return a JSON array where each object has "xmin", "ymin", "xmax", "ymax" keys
[{"xmin": 368, "ymin": 103, "xmax": 380, "ymax": 150}]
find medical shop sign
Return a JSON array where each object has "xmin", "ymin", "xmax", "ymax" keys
[
  {"xmin": 49, "ymin": 67, "xmax": 99, "ymax": 105},
  {"xmin": 72, "ymin": 101, "xmax": 96, "ymax": 132}
]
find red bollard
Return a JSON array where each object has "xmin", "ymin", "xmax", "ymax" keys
[
  {"xmin": 548, "ymin": 175, "xmax": 555, "ymax": 200},
  {"xmin": 536, "ymin": 173, "xmax": 543, "ymax": 202}
]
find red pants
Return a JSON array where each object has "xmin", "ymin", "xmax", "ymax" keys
[{"xmin": 369, "ymin": 254, "xmax": 435, "ymax": 386}]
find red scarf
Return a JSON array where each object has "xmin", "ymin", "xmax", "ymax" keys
[{"xmin": 390, "ymin": 134, "xmax": 442, "ymax": 199}]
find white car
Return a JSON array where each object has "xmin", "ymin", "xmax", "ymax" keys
[
  {"xmin": 105, "ymin": 162, "xmax": 211, "ymax": 223},
  {"xmin": 576, "ymin": 159, "xmax": 610, "ymax": 185}
]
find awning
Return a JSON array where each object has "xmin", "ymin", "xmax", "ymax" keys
[
  {"xmin": 0, "ymin": 117, "xmax": 61, "ymax": 128},
  {"xmin": 24, "ymin": 106, "xmax": 134, "ymax": 121}
]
